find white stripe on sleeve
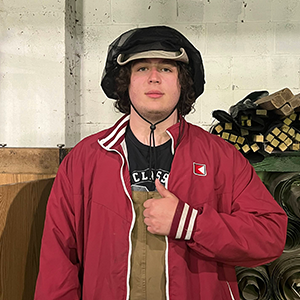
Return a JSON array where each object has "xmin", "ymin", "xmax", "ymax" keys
[
  {"xmin": 184, "ymin": 208, "xmax": 198, "ymax": 240},
  {"xmin": 175, "ymin": 203, "xmax": 189, "ymax": 239}
]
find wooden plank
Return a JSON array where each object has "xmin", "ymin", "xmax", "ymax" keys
[
  {"xmin": 274, "ymin": 103, "xmax": 293, "ymax": 116},
  {"xmin": 255, "ymin": 88, "xmax": 294, "ymax": 110},
  {"xmin": 0, "ymin": 148, "xmax": 71, "ymax": 174},
  {"xmin": 253, "ymin": 135, "xmax": 264, "ymax": 142},
  {"xmin": 288, "ymin": 93, "xmax": 300, "ymax": 109},
  {"xmin": 0, "ymin": 178, "xmax": 54, "ymax": 300},
  {"xmin": 0, "ymin": 173, "xmax": 55, "ymax": 185}
]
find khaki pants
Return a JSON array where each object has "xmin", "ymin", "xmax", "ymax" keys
[{"xmin": 130, "ymin": 191, "xmax": 166, "ymax": 300}]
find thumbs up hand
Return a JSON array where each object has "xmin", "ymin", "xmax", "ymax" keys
[{"xmin": 143, "ymin": 179, "xmax": 179, "ymax": 236}]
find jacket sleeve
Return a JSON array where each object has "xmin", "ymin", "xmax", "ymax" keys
[
  {"xmin": 169, "ymin": 150, "xmax": 288, "ymax": 268},
  {"xmin": 34, "ymin": 158, "xmax": 81, "ymax": 300}
]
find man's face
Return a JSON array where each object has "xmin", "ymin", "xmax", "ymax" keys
[{"xmin": 128, "ymin": 58, "xmax": 181, "ymax": 123}]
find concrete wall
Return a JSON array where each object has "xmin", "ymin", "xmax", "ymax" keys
[
  {"xmin": 0, "ymin": 0, "xmax": 299, "ymax": 147},
  {"xmin": 0, "ymin": 0, "xmax": 66, "ymax": 146}
]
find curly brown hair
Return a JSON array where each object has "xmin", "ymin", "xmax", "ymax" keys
[{"xmin": 114, "ymin": 61, "xmax": 196, "ymax": 116}]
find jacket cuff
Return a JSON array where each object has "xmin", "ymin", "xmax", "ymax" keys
[{"xmin": 169, "ymin": 200, "xmax": 200, "ymax": 240}]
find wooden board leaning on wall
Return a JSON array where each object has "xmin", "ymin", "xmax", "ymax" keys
[{"xmin": 0, "ymin": 147, "xmax": 72, "ymax": 185}]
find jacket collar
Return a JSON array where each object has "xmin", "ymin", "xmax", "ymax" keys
[
  {"xmin": 166, "ymin": 115, "xmax": 186, "ymax": 154},
  {"xmin": 98, "ymin": 115, "xmax": 130, "ymax": 150},
  {"xmin": 98, "ymin": 114, "xmax": 187, "ymax": 152}
]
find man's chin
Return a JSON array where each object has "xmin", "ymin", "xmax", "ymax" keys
[{"xmin": 142, "ymin": 110, "xmax": 176, "ymax": 124}]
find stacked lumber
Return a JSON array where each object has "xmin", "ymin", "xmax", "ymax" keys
[
  {"xmin": 255, "ymin": 88, "xmax": 300, "ymax": 116},
  {"xmin": 210, "ymin": 88, "xmax": 300, "ymax": 163},
  {"xmin": 263, "ymin": 114, "xmax": 300, "ymax": 154}
]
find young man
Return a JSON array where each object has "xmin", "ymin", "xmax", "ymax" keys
[{"xmin": 35, "ymin": 26, "xmax": 287, "ymax": 300}]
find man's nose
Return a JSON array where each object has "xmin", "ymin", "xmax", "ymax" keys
[{"xmin": 148, "ymin": 68, "xmax": 161, "ymax": 83}]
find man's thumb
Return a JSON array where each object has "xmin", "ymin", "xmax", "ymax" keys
[{"xmin": 155, "ymin": 179, "xmax": 170, "ymax": 197}]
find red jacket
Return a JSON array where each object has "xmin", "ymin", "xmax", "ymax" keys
[{"xmin": 35, "ymin": 115, "xmax": 287, "ymax": 300}]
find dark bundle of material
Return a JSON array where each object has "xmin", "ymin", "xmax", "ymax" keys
[
  {"xmin": 236, "ymin": 265, "xmax": 272, "ymax": 300},
  {"xmin": 265, "ymin": 172, "xmax": 300, "ymax": 252},
  {"xmin": 210, "ymin": 88, "xmax": 300, "ymax": 163},
  {"xmin": 268, "ymin": 251, "xmax": 300, "ymax": 300},
  {"xmin": 235, "ymin": 172, "xmax": 300, "ymax": 299}
]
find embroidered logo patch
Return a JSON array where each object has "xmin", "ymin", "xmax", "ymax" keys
[{"xmin": 193, "ymin": 163, "xmax": 207, "ymax": 176}]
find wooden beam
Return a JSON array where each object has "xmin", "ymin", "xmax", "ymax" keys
[
  {"xmin": 0, "ymin": 148, "xmax": 71, "ymax": 174},
  {"xmin": 254, "ymin": 88, "xmax": 294, "ymax": 110}
]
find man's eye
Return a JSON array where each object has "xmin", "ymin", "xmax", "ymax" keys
[
  {"xmin": 161, "ymin": 67, "xmax": 172, "ymax": 72},
  {"xmin": 137, "ymin": 66, "xmax": 148, "ymax": 71}
]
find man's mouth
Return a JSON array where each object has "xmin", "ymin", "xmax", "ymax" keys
[{"xmin": 145, "ymin": 91, "xmax": 164, "ymax": 98}]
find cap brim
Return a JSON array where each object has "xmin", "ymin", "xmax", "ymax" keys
[{"xmin": 117, "ymin": 48, "xmax": 189, "ymax": 65}]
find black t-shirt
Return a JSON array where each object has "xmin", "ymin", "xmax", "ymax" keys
[{"xmin": 125, "ymin": 126, "xmax": 174, "ymax": 192}]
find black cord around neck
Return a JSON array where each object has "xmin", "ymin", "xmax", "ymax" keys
[{"xmin": 130, "ymin": 101, "xmax": 177, "ymax": 182}]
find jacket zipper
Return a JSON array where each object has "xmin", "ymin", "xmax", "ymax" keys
[{"xmin": 117, "ymin": 145, "xmax": 136, "ymax": 300}]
